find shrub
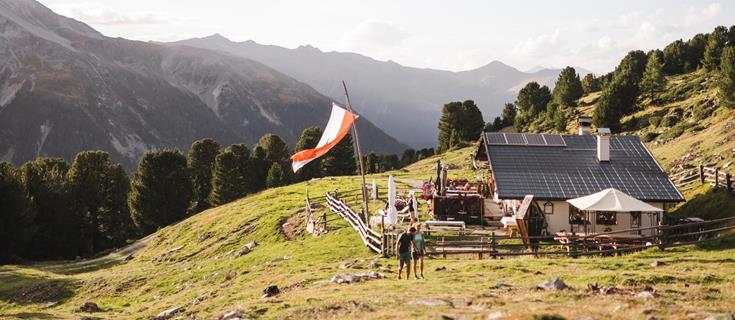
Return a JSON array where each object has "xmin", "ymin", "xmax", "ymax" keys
[
  {"xmin": 648, "ymin": 115, "xmax": 662, "ymax": 127},
  {"xmin": 661, "ymin": 114, "xmax": 680, "ymax": 127},
  {"xmin": 641, "ymin": 131, "xmax": 660, "ymax": 142},
  {"xmin": 658, "ymin": 124, "xmax": 686, "ymax": 140}
]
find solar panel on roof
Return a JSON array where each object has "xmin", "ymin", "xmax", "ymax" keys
[
  {"xmin": 524, "ymin": 133, "xmax": 545, "ymax": 145},
  {"xmin": 543, "ymin": 134, "xmax": 566, "ymax": 146},
  {"xmin": 485, "ymin": 132, "xmax": 507, "ymax": 145},
  {"xmin": 506, "ymin": 133, "xmax": 526, "ymax": 145}
]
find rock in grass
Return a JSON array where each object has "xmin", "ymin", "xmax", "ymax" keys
[
  {"xmin": 238, "ymin": 242, "xmax": 258, "ymax": 256},
  {"xmin": 212, "ymin": 309, "xmax": 245, "ymax": 320},
  {"xmin": 79, "ymin": 301, "xmax": 101, "ymax": 312},
  {"xmin": 339, "ymin": 260, "xmax": 356, "ymax": 269},
  {"xmin": 537, "ymin": 278, "xmax": 568, "ymax": 291},
  {"xmin": 407, "ymin": 299, "xmax": 449, "ymax": 306},
  {"xmin": 261, "ymin": 285, "xmax": 280, "ymax": 298},
  {"xmin": 486, "ymin": 310, "xmax": 509, "ymax": 319},
  {"xmin": 153, "ymin": 306, "xmax": 183, "ymax": 320},
  {"xmin": 650, "ymin": 260, "xmax": 666, "ymax": 267}
]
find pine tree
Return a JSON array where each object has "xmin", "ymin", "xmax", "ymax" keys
[
  {"xmin": 20, "ymin": 158, "xmax": 78, "ymax": 259},
  {"xmin": 266, "ymin": 162, "xmax": 286, "ymax": 188},
  {"xmin": 399, "ymin": 149, "xmax": 416, "ymax": 168},
  {"xmin": 581, "ymin": 73, "xmax": 601, "ymax": 94},
  {"xmin": 718, "ymin": 46, "xmax": 735, "ymax": 109},
  {"xmin": 516, "ymin": 82, "xmax": 552, "ymax": 115},
  {"xmin": 663, "ymin": 39, "xmax": 688, "ymax": 75},
  {"xmin": 97, "ymin": 164, "xmax": 132, "ymax": 246},
  {"xmin": 320, "ymin": 133, "xmax": 356, "ymax": 176},
  {"xmin": 366, "ymin": 152, "xmax": 379, "ymax": 173},
  {"xmin": 500, "ymin": 103, "xmax": 517, "ymax": 127},
  {"xmin": 187, "ymin": 139, "xmax": 220, "ymax": 212},
  {"xmin": 0, "ymin": 162, "xmax": 31, "ymax": 262},
  {"xmin": 593, "ymin": 80, "xmax": 626, "ymax": 132},
  {"xmin": 250, "ymin": 145, "xmax": 270, "ymax": 191},
  {"xmin": 294, "ymin": 127, "xmax": 323, "ymax": 180},
  {"xmin": 209, "ymin": 144, "xmax": 252, "ymax": 206},
  {"xmin": 258, "ymin": 134, "xmax": 290, "ymax": 163},
  {"xmin": 641, "ymin": 50, "xmax": 667, "ymax": 103},
  {"xmin": 129, "ymin": 149, "xmax": 193, "ymax": 234},
  {"xmin": 459, "ymin": 100, "xmax": 485, "ymax": 141},
  {"xmin": 437, "ymin": 101, "xmax": 462, "ymax": 153},
  {"xmin": 449, "ymin": 129, "xmax": 461, "ymax": 149},
  {"xmin": 610, "ymin": 50, "xmax": 648, "ymax": 115},
  {"xmin": 67, "ymin": 151, "xmax": 129, "ymax": 254},
  {"xmin": 552, "ymin": 66, "xmax": 584, "ymax": 107},
  {"xmin": 686, "ymin": 33, "xmax": 708, "ymax": 71},
  {"xmin": 703, "ymin": 26, "xmax": 729, "ymax": 71}
]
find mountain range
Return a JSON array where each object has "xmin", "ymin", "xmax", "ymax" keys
[
  {"xmin": 174, "ymin": 34, "xmax": 593, "ymax": 147},
  {"xmin": 0, "ymin": 0, "xmax": 406, "ymax": 170}
]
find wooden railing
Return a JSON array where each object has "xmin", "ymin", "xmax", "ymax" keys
[
  {"xmin": 325, "ymin": 192, "xmax": 384, "ymax": 254},
  {"xmin": 304, "ymin": 196, "xmax": 327, "ymax": 236},
  {"xmin": 426, "ymin": 216, "xmax": 735, "ymax": 258},
  {"xmin": 671, "ymin": 165, "xmax": 733, "ymax": 193}
]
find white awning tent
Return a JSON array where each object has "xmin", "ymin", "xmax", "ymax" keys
[{"xmin": 567, "ymin": 188, "xmax": 663, "ymax": 212}]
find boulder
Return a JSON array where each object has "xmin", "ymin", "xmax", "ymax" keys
[
  {"xmin": 153, "ymin": 306, "xmax": 184, "ymax": 320},
  {"xmin": 245, "ymin": 242, "xmax": 257, "ymax": 250},
  {"xmin": 331, "ymin": 274, "xmax": 359, "ymax": 284},
  {"xmin": 237, "ymin": 247, "xmax": 251, "ymax": 256},
  {"xmin": 80, "ymin": 301, "xmax": 101, "ymax": 312},
  {"xmin": 211, "ymin": 309, "xmax": 245, "ymax": 320},
  {"xmin": 339, "ymin": 260, "xmax": 356, "ymax": 269},
  {"xmin": 537, "ymin": 278, "xmax": 568, "ymax": 291}
]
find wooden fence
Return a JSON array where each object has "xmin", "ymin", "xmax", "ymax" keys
[
  {"xmin": 325, "ymin": 192, "xmax": 384, "ymax": 254},
  {"xmin": 426, "ymin": 216, "xmax": 735, "ymax": 258},
  {"xmin": 304, "ymin": 196, "xmax": 327, "ymax": 236},
  {"xmin": 671, "ymin": 165, "xmax": 733, "ymax": 193}
]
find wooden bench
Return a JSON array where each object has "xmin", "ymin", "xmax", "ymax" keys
[{"xmin": 424, "ymin": 220, "xmax": 466, "ymax": 235}]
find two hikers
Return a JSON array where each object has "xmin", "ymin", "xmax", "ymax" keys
[{"xmin": 395, "ymin": 223, "xmax": 426, "ymax": 280}]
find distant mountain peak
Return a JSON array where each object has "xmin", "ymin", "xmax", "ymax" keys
[{"xmin": 202, "ymin": 33, "xmax": 231, "ymax": 42}]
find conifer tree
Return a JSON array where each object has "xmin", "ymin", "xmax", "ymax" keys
[
  {"xmin": 258, "ymin": 134, "xmax": 290, "ymax": 163},
  {"xmin": 718, "ymin": 46, "xmax": 735, "ymax": 109},
  {"xmin": 209, "ymin": 144, "xmax": 252, "ymax": 206},
  {"xmin": 320, "ymin": 133, "xmax": 356, "ymax": 176},
  {"xmin": 552, "ymin": 66, "xmax": 584, "ymax": 107},
  {"xmin": 581, "ymin": 73, "xmax": 601, "ymax": 94},
  {"xmin": 188, "ymin": 139, "xmax": 220, "ymax": 212},
  {"xmin": 400, "ymin": 149, "xmax": 416, "ymax": 167},
  {"xmin": 500, "ymin": 103, "xmax": 517, "ymax": 127},
  {"xmin": 641, "ymin": 50, "xmax": 667, "ymax": 103},
  {"xmin": 20, "ymin": 158, "xmax": 78, "ymax": 259},
  {"xmin": 67, "ymin": 151, "xmax": 130, "ymax": 254},
  {"xmin": 703, "ymin": 26, "xmax": 729, "ymax": 71},
  {"xmin": 366, "ymin": 152, "xmax": 379, "ymax": 173},
  {"xmin": 459, "ymin": 100, "xmax": 485, "ymax": 141},
  {"xmin": 516, "ymin": 82, "xmax": 552, "ymax": 115},
  {"xmin": 0, "ymin": 162, "xmax": 31, "ymax": 262},
  {"xmin": 437, "ymin": 101, "xmax": 462, "ymax": 153},
  {"xmin": 129, "ymin": 149, "xmax": 192, "ymax": 234},
  {"xmin": 266, "ymin": 162, "xmax": 286, "ymax": 188},
  {"xmin": 294, "ymin": 127, "xmax": 323, "ymax": 180},
  {"xmin": 250, "ymin": 145, "xmax": 270, "ymax": 191},
  {"xmin": 449, "ymin": 129, "xmax": 461, "ymax": 149},
  {"xmin": 593, "ymin": 80, "xmax": 626, "ymax": 132}
]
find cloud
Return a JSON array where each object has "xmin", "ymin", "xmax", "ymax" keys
[
  {"xmin": 51, "ymin": 2, "xmax": 170, "ymax": 25},
  {"xmin": 512, "ymin": 28, "xmax": 564, "ymax": 58},
  {"xmin": 684, "ymin": 2, "xmax": 722, "ymax": 27},
  {"xmin": 340, "ymin": 20, "xmax": 409, "ymax": 52}
]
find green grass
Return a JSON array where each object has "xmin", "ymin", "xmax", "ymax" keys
[{"xmin": 1, "ymin": 150, "xmax": 734, "ymax": 319}]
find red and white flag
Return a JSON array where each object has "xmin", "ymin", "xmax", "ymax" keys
[{"xmin": 291, "ymin": 102, "xmax": 358, "ymax": 172}]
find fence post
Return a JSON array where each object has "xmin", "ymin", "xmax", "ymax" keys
[
  {"xmin": 570, "ymin": 231, "xmax": 578, "ymax": 258},
  {"xmin": 490, "ymin": 232, "xmax": 497, "ymax": 259},
  {"xmin": 441, "ymin": 236, "xmax": 446, "ymax": 259},
  {"xmin": 479, "ymin": 236, "xmax": 484, "ymax": 260},
  {"xmin": 381, "ymin": 215, "xmax": 386, "ymax": 257},
  {"xmin": 727, "ymin": 173, "xmax": 732, "ymax": 191},
  {"xmin": 657, "ymin": 225, "xmax": 667, "ymax": 251},
  {"xmin": 700, "ymin": 165, "xmax": 705, "ymax": 184},
  {"xmin": 714, "ymin": 168, "xmax": 720, "ymax": 188}
]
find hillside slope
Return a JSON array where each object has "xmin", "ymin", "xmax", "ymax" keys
[
  {"xmin": 1, "ymin": 147, "xmax": 734, "ymax": 319},
  {"xmin": 0, "ymin": 0, "xmax": 406, "ymax": 170},
  {"xmin": 173, "ymin": 34, "xmax": 592, "ymax": 147}
]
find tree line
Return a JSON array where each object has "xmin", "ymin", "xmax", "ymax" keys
[
  {"xmin": 481, "ymin": 25, "xmax": 735, "ymax": 135},
  {"xmin": 0, "ymin": 129, "xmax": 425, "ymax": 262}
]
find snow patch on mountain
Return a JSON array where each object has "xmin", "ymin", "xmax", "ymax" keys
[
  {"xmin": 36, "ymin": 121, "xmax": 51, "ymax": 158},
  {"xmin": 110, "ymin": 134, "xmax": 149, "ymax": 160}
]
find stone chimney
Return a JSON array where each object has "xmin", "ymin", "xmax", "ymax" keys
[
  {"xmin": 597, "ymin": 128, "xmax": 610, "ymax": 162},
  {"xmin": 578, "ymin": 116, "xmax": 593, "ymax": 135}
]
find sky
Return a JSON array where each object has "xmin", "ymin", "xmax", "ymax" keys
[{"xmin": 40, "ymin": 0, "xmax": 734, "ymax": 74}]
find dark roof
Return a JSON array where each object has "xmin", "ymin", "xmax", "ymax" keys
[{"xmin": 481, "ymin": 132, "xmax": 684, "ymax": 202}]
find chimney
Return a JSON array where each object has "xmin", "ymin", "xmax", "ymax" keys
[
  {"xmin": 578, "ymin": 116, "xmax": 593, "ymax": 135},
  {"xmin": 597, "ymin": 128, "xmax": 611, "ymax": 162}
]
